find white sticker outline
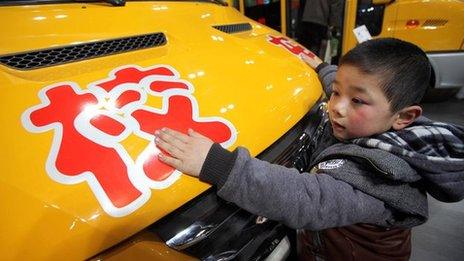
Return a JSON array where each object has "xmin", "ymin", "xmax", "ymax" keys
[{"xmin": 21, "ymin": 64, "xmax": 238, "ymax": 217}]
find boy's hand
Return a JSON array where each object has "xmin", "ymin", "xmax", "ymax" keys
[
  {"xmin": 154, "ymin": 128, "xmax": 213, "ymax": 177},
  {"xmin": 299, "ymin": 52, "xmax": 323, "ymax": 70}
]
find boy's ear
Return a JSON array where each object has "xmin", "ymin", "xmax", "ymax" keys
[{"xmin": 392, "ymin": 105, "xmax": 422, "ymax": 130}]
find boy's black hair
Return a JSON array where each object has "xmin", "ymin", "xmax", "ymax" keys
[{"xmin": 340, "ymin": 38, "xmax": 431, "ymax": 113}]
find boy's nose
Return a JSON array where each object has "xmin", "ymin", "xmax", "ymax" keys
[{"xmin": 331, "ymin": 100, "xmax": 347, "ymax": 117}]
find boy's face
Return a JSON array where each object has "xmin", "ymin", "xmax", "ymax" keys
[{"xmin": 328, "ymin": 65, "xmax": 398, "ymax": 140}]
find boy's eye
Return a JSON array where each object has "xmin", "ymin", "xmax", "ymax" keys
[{"xmin": 352, "ymin": 98, "xmax": 365, "ymax": 104}]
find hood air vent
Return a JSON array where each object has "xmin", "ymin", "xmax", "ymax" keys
[
  {"xmin": 0, "ymin": 32, "xmax": 166, "ymax": 70},
  {"xmin": 213, "ymin": 23, "xmax": 252, "ymax": 34}
]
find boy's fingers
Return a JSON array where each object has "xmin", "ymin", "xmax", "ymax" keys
[
  {"xmin": 155, "ymin": 137, "xmax": 183, "ymax": 157},
  {"xmin": 156, "ymin": 130, "xmax": 186, "ymax": 151},
  {"xmin": 158, "ymin": 153, "xmax": 182, "ymax": 169},
  {"xmin": 300, "ymin": 53, "xmax": 310, "ymax": 60},
  {"xmin": 188, "ymin": 128, "xmax": 207, "ymax": 139},
  {"xmin": 304, "ymin": 51, "xmax": 316, "ymax": 58},
  {"xmin": 161, "ymin": 128, "xmax": 189, "ymax": 143},
  {"xmin": 300, "ymin": 55, "xmax": 312, "ymax": 65}
]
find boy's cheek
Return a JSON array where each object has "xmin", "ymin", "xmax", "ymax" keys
[
  {"xmin": 347, "ymin": 111, "xmax": 367, "ymax": 127},
  {"xmin": 346, "ymin": 111, "xmax": 371, "ymax": 135}
]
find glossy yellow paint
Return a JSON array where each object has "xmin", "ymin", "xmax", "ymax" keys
[
  {"xmin": 239, "ymin": 0, "xmax": 245, "ymax": 14},
  {"xmin": 281, "ymin": 0, "xmax": 287, "ymax": 35},
  {"xmin": 390, "ymin": 0, "xmax": 464, "ymax": 51},
  {"xmin": 0, "ymin": 1, "xmax": 321, "ymax": 260},
  {"xmin": 342, "ymin": 0, "xmax": 464, "ymax": 54},
  {"xmin": 342, "ymin": 0, "xmax": 358, "ymax": 54}
]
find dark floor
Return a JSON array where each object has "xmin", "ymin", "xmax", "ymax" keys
[{"xmin": 411, "ymin": 97, "xmax": 464, "ymax": 261}]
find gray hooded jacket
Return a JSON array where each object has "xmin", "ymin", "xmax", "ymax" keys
[{"xmin": 199, "ymin": 65, "xmax": 464, "ymax": 230}]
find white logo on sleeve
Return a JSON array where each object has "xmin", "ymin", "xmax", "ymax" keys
[{"xmin": 318, "ymin": 159, "xmax": 346, "ymax": 170}]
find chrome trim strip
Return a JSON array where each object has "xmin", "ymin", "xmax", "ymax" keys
[{"xmin": 166, "ymin": 208, "xmax": 240, "ymax": 250}]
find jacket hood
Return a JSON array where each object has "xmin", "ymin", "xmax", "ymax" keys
[{"xmin": 353, "ymin": 116, "xmax": 464, "ymax": 203}]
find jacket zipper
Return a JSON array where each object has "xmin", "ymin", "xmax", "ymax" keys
[{"xmin": 313, "ymin": 231, "xmax": 325, "ymax": 261}]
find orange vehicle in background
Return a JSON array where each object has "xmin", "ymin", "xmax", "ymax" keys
[
  {"xmin": 342, "ymin": 0, "xmax": 464, "ymax": 100},
  {"xmin": 235, "ymin": 0, "xmax": 464, "ymax": 100}
]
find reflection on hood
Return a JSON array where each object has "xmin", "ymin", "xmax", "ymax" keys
[{"xmin": 353, "ymin": 116, "xmax": 464, "ymax": 203}]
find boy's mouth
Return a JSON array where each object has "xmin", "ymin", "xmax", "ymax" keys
[{"xmin": 331, "ymin": 120, "xmax": 345, "ymax": 132}]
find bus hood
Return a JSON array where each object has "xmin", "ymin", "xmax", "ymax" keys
[{"xmin": 0, "ymin": 2, "xmax": 321, "ymax": 259}]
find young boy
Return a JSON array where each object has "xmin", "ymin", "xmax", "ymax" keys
[{"xmin": 154, "ymin": 38, "xmax": 464, "ymax": 260}]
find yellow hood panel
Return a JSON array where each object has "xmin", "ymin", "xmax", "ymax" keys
[{"xmin": 0, "ymin": 2, "xmax": 321, "ymax": 259}]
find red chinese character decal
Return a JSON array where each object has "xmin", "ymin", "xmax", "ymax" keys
[
  {"xmin": 22, "ymin": 65, "xmax": 237, "ymax": 217},
  {"xmin": 267, "ymin": 35, "xmax": 315, "ymax": 58}
]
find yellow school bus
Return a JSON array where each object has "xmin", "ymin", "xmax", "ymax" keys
[
  {"xmin": 0, "ymin": 0, "xmax": 324, "ymax": 259},
  {"xmin": 235, "ymin": 0, "xmax": 464, "ymax": 99},
  {"xmin": 343, "ymin": 0, "xmax": 464, "ymax": 99}
]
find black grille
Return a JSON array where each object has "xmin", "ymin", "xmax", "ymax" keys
[
  {"xmin": 0, "ymin": 32, "xmax": 167, "ymax": 70},
  {"xmin": 213, "ymin": 23, "xmax": 252, "ymax": 34},
  {"xmin": 257, "ymin": 100, "xmax": 327, "ymax": 172}
]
